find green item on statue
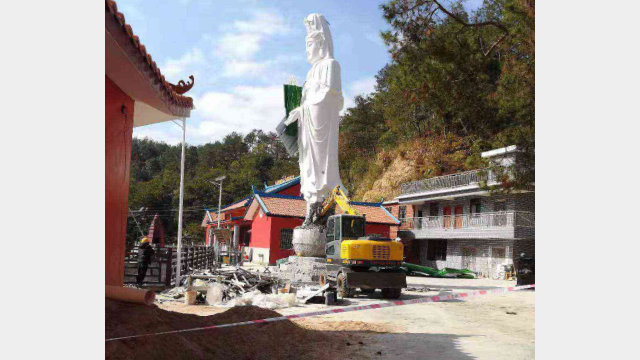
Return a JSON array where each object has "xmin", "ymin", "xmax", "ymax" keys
[{"xmin": 283, "ymin": 84, "xmax": 302, "ymax": 137}]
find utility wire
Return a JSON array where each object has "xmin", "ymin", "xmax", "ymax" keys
[{"xmin": 128, "ymin": 208, "xmax": 146, "ymax": 238}]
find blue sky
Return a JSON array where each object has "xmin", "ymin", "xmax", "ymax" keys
[{"xmin": 118, "ymin": 0, "xmax": 482, "ymax": 145}]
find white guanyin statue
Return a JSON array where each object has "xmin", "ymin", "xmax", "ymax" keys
[{"xmin": 285, "ymin": 13, "xmax": 346, "ymax": 227}]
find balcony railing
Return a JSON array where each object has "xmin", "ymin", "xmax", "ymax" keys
[
  {"xmin": 400, "ymin": 168, "xmax": 498, "ymax": 195},
  {"xmin": 400, "ymin": 211, "xmax": 534, "ymax": 231}
]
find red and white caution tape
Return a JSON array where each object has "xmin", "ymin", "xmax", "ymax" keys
[{"xmin": 106, "ymin": 284, "xmax": 534, "ymax": 342}]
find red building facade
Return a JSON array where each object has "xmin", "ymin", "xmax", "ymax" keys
[{"xmin": 202, "ymin": 177, "xmax": 400, "ymax": 265}]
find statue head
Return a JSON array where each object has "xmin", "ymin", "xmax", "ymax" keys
[{"xmin": 304, "ymin": 13, "xmax": 333, "ymax": 64}]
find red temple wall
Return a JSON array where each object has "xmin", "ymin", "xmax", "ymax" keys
[
  {"xmin": 105, "ymin": 75, "xmax": 134, "ymax": 286},
  {"xmin": 268, "ymin": 216, "xmax": 302, "ymax": 264}
]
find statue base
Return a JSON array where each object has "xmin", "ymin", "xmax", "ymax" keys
[
  {"xmin": 292, "ymin": 225, "xmax": 326, "ymax": 257},
  {"xmin": 279, "ymin": 256, "xmax": 327, "ymax": 284}
]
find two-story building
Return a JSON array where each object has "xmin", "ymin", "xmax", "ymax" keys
[{"xmin": 384, "ymin": 146, "xmax": 534, "ymax": 279}]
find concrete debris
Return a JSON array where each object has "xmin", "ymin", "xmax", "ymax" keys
[
  {"xmin": 295, "ymin": 285, "xmax": 319, "ymax": 298},
  {"xmin": 205, "ymin": 283, "xmax": 225, "ymax": 305},
  {"xmin": 300, "ymin": 283, "xmax": 330, "ymax": 304},
  {"xmin": 159, "ymin": 267, "xmax": 282, "ymax": 305},
  {"xmin": 404, "ymin": 286, "xmax": 433, "ymax": 292},
  {"xmin": 192, "ymin": 279, "xmax": 207, "ymax": 288},
  {"xmin": 185, "ymin": 290, "xmax": 197, "ymax": 305},
  {"xmin": 162, "ymin": 286, "xmax": 186, "ymax": 298},
  {"xmin": 225, "ymin": 290, "xmax": 297, "ymax": 309}
]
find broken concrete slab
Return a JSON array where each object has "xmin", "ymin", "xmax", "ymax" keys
[{"xmin": 279, "ymin": 256, "xmax": 328, "ymax": 284}]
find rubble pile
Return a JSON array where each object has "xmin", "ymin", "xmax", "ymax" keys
[
  {"xmin": 225, "ymin": 290, "xmax": 297, "ymax": 309},
  {"xmin": 156, "ymin": 267, "xmax": 295, "ymax": 308}
]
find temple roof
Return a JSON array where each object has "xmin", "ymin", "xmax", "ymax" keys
[
  {"xmin": 105, "ymin": 0, "xmax": 194, "ymax": 125},
  {"xmin": 246, "ymin": 192, "xmax": 400, "ymax": 225}
]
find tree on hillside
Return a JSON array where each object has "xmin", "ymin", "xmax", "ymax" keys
[
  {"xmin": 126, "ymin": 131, "xmax": 298, "ymax": 247},
  {"xmin": 376, "ymin": 0, "xmax": 534, "ymax": 187},
  {"xmin": 339, "ymin": 95, "xmax": 391, "ymax": 194}
]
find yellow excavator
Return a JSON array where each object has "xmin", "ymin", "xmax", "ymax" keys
[{"xmin": 318, "ymin": 186, "xmax": 406, "ymax": 299}]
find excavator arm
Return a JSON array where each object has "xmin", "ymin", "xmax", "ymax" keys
[{"xmin": 320, "ymin": 186, "xmax": 359, "ymax": 217}]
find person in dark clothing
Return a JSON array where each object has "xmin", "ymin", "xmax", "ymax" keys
[{"xmin": 136, "ymin": 237, "xmax": 155, "ymax": 286}]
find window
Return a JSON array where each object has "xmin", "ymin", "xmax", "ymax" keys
[
  {"xmin": 326, "ymin": 245, "xmax": 335, "ymax": 255},
  {"xmin": 398, "ymin": 206, "xmax": 407, "ymax": 219},
  {"xmin": 461, "ymin": 247, "xmax": 477, "ymax": 269},
  {"xmin": 342, "ymin": 216, "xmax": 365, "ymax": 238},
  {"xmin": 470, "ymin": 199, "xmax": 482, "ymax": 214},
  {"xmin": 326, "ymin": 217, "xmax": 335, "ymax": 243},
  {"xmin": 427, "ymin": 240, "xmax": 447, "ymax": 261},
  {"xmin": 492, "ymin": 247, "xmax": 506, "ymax": 258},
  {"xmin": 280, "ymin": 229, "xmax": 293, "ymax": 250},
  {"xmin": 385, "ymin": 206, "xmax": 393, "ymax": 214},
  {"xmin": 429, "ymin": 203, "xmax": 439, "ymax": 217}
]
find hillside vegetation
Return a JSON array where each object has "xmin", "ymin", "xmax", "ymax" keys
[{"xmin": 127, "ymin": 0, "xmax": 534, "ymax": 246}]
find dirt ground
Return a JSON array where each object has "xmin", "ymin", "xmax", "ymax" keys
[
  {"xmin": 152, "ymin": 276, "xmax": 534, "ymax": 359},
  {"xmin": 106, "ymin": 300, "xmax": 367, "ymax": 360}
]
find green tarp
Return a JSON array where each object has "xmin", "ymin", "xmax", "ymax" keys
[{"xmin": 401, "ymin": 262, "xmax": 476, "ymax": 279}]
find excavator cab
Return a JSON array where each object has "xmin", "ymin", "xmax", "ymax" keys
[{"xmin": 325, "ymin": 214, "xmax": 365, "ymax": 262}]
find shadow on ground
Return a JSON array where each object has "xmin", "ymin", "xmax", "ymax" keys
[{"xmin": 106, "ymin": 299, "xmax": 476, "ymax": 360}]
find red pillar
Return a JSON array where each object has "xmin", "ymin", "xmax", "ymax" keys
[{"xmin": 105, "ymin": 75, "xmax": 134, "ymax": 286}]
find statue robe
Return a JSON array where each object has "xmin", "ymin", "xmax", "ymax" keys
[{"xmin": 298, "ymin": 57, "xmax": 345, "ymax": 203}]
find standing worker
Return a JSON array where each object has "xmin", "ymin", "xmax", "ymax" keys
[{"xmin": 136, "ymin": 237, "xmax": 155, "ymax": 286}]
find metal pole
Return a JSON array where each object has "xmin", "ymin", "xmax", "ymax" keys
[
  {"xmin": 176, "ymin": 117, "xmax": 186, "ymax": 285},
  {"xmin": 233, "ymin": 224, "xmax": 239, "ymax": 266},
  {"xmin": 216, "ymin": 180, "xmax": 222, "ymax": 267}
]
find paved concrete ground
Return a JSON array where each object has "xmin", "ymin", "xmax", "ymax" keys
[
  {"xmin": 282, "ymin": 277, "xmax": 534, "ymax": 360},
  {"xmin": 158, "ymin": 274, "xmax": 534, "ymax": 359}
]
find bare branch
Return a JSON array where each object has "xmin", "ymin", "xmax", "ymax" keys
[
  {"xmin": 432, "ymin": 0, "xmax": 508, "ymax": 33},
  {"xmin": 406, "ymin": 0, "xmax": 510, "ymax": 57},
  {"xmin": 483, "ymin": 33, "xmax": 507, "ymax": 57}
]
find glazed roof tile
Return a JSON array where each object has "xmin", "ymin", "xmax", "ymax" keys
[
  {"xmin": 106, "ymin": 0, "xmax": 194, "ymax": 109},
  {"xmin": 255, "ymin": 193, "xmax": 399, "ymax": 225}
]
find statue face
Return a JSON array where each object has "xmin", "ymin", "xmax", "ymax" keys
[{"xmin": 306, "ymin": 37, "xmax": 322, "ymax": 63}]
